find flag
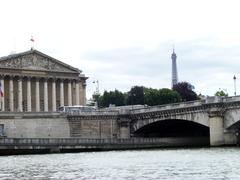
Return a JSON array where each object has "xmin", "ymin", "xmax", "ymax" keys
[
  {"xmin": 0, "ymin": 82, "xmax": 4, "ymax": 97},
  {"xmin": 30, "ymin": 36, "xmax": 34, "ymax": 42}
]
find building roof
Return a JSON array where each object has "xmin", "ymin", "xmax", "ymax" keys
[{"xmin": 0, "ymin": 49, "xmax": 84, "ymax": 75}]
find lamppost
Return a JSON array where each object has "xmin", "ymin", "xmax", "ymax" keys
[
  {"xmin": 233, "ymin": 75, "xmax": 236, "ymax": 96},
  {"xmin": 93, "ymin": 80, "xmax": 100, "ymax": 107},
  {"xmin": 93, "ymin": 80, "xmax": 99, "ymax": 94}
]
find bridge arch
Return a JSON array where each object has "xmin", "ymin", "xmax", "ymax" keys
[
  {"xmin": 224, "ymin": 109, "xmax": 240, "ymax": 129},
  {"xmin": 132, "ymin": 119, "xmax": 210, "ymax": 138},
  {"xmin": 131, "ymin": 111, "xmax": 209, "ymax": 133},
  {"xmin": 227, "ymin": 121, "xmax": 240, "ymax": 131}
]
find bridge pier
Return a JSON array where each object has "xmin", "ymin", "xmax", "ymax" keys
[
  {"xmin": 118, "ymin": 116, "xmax": 130, "ymax": 139},
  {"xmin": 209, "ymin": 115, "xmax": 224, "ymax": 146},
  {"xmin": 120, "ymin": 126, "xmax": 130, "ymax": 138}
]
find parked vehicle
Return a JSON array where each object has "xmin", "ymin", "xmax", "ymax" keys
[{"xmin": 58, "ymin": 106, "xmax": 96, "ymax": 113}]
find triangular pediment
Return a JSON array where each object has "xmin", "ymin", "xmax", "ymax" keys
[{"xmin": 0, "ymin": 49, "xmax": 81, "ymax": 73}]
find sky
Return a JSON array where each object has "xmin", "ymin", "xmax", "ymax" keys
[{"xmin": 1, "ymin": 0, "xmax": 240, "ymax": 99}]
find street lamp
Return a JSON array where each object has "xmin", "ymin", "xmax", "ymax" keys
[
  {"xmin": 92, "ymin": 80, "xmax": 100, "ymax": 108},
  {"xmin": 93, "ymin": 80, "xmax": 99, "ymax": 95},
  {"xmin": 233, "ymin": 75, "xmax": 236, "ymax": 96}
]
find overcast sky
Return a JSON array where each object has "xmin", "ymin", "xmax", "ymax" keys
[{"xmin": 1, "ymin": 0, "xmax": 240, "ymax": 99}]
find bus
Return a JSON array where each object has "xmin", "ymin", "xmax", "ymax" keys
[{"xmin": 58, "ymin": 106, "xmax": 97, "ymax": 113}]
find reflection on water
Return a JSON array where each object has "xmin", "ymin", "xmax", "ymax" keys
[{"xmin": 0, "ymin": 148, "xmax": 240, "ymax": 179}]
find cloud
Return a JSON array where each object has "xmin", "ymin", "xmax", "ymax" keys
[
  {"xmin": 1, "ymin": 0, "xmax": 240, "ymax": 99},
  {"xmin": 83, "ymin": 39, "xmax": 240, "ymax": 98}
]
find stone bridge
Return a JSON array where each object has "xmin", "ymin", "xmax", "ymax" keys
[
  {"xmin": 114, "ymin": 96, "xmax": 240, "ymax": 146},
  {"xmin": 67, "ymin": 96, "xmax": 240, "ymax": 146},
  {"xmin": 0, "ymin": 96, "xmax": 240, "ymax": 148}
]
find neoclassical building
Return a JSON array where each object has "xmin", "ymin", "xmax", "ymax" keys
[{"xmin": 0, "ymin": 49, "xmax": 87, "ymax": 112}]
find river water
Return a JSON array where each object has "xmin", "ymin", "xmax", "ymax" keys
[{"xmin": 0, "ymin": 148, "xmax": 240, "ymax": 180}]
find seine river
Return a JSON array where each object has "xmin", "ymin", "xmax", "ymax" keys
[{"xmin": 0, "ymin": 148, "xmax": 240, "ymax": 180}]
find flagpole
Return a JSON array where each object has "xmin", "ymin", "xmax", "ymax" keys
[{"xmin": 30, "ymin": 36, "xmax": 34, "ymax": 50}]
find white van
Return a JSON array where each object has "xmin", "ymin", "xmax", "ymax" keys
[{"xmin": 58, "ymin": 106, "xmax": 96, "ymax": 113}]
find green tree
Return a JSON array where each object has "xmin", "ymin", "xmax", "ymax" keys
[
  {"xmin": 127, "ymin": 86, "xmax": 144, "ymax": 105},
  {"xmin": 97, "ymin": 90, "xmax": 126, "ymax": 107},
  {"xmin": 173, "ymin": 82, "xmax": 198, "ymax": 101},
  {"xmin": 144, "ymin": 88, "xmax": 159, "ymax": 106},
  {"xmin": 144, "ymin": 88, "xmax": 181, "ymax": 106},
  {"xmin": 215, "ymin": 89, "xmax": 228, "ymax": 97}
]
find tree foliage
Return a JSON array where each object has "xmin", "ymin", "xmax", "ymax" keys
[
  {"xmin": 215, "ymin": 89, "xmax": 228, "ymax": 97},
  {"xmin": 97, "ymin": 90, "xmax": 126, "ymax": 107},
  {"xmin": 126, "ymin": 86, "xmax": 144, "ymax": 105},
  {"xmin": 144, "ymin": 88, "xmax": 181, "ymax": 106},
  {"xmin": 172, "ymin": 82, "xmax": 198, "ymax": 101},
  {"xmin": 92, "ymin": 82, "xmax": 198, "ymax": 108}
]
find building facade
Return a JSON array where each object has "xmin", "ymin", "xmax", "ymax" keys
[{"xmin": 0, "ymin": 49, "xmax": 87, "ymax": 112}]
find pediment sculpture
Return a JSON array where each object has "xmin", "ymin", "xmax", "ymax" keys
[{"xmin": 0, "ymin": 50, "xmax": 80, "ymax": 73}]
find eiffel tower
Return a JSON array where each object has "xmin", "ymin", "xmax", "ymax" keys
[{"xmin": 171, "ymin": 48, "xmax": 178, "ymax": 88}]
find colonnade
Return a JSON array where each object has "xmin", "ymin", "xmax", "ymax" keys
[{"xmin": 0, "ymin": 75, "xmax": 86, "ymax": 112}]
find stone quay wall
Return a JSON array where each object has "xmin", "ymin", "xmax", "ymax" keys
[
  {"xmin": 0, "ymin": 137, "xmax": 208, "ymax": 155},
  {"xmin": 0, "ymin": 112, "xmax": 70, "ymax": 138},
  {"xmin": 0, "ymin": 112, "xmax": 122, "ymax": 139}
]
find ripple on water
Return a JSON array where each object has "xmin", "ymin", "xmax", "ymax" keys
[{"xmin": 0, "ymin": 148, "xmax": 240, "ymax": 179}]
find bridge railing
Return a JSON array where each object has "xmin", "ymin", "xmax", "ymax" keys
[
  {"xmin": 130, "ymin": 100, "xmax": 205, "ymax": 114},
  {"xmin": 64, "ymin": 96, "xmax": 240, "ymax": 116},
  {"xmin": 222, "ymin": 96, "xmax": 240, "ymax": 102},
  {"xmin": 204, "ymin": 95, "xmax": 240, "ymax": 103}
]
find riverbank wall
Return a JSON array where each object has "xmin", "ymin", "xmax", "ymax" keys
[
  {"xmin": 0, "ymin": 112, "xmax": 122, "ymax": 139},
  {"xmin": 0, "ymin": 137, "xmax": 209, "ymax": 155}
]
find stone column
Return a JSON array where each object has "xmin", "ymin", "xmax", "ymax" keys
[
  {"xmin": 17, "ymin": 77, "xmax": 23, "ymax": 112},
  {"xmin": 60, "ymin": 79, "xmax": 64, "ymax": 107},
  {"xmin": 82, "ymin": 82, "xmax": 87, "ymax": 105},
  {"xmin": 35, "ymin": 78, "xmax": 40, "ymax": 112},
  {"xmin": 27, "ymin": 77, "xmax": 32, "ymax": 112},
  {"xmin": 79, "ymin": 81, "xmax": 83, "ymax": 105},
  {"xmin": 0, "ymin": 76, "xmax": 5, "ymax": 111},
  {"xmin": 68, "ymin": 80, "xmax": 72, "ymax": 106},
  {"xmin": 9, "ymin": 76, "xmax": 14, "ymax": 112},
  {"xmin": 44, "ymin": 78, "xmax": 48, "ymax": 112},
  {"xmin": 75, "ymin": 80, "xmax": 80, "ymax": 105},
  {"xmin": 52, "ymin": 79, "xmax": 56, "ymax": 111},
  {"xmin": 209, "ymin": 112, "xmax": 224, "ymax": 146}
]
